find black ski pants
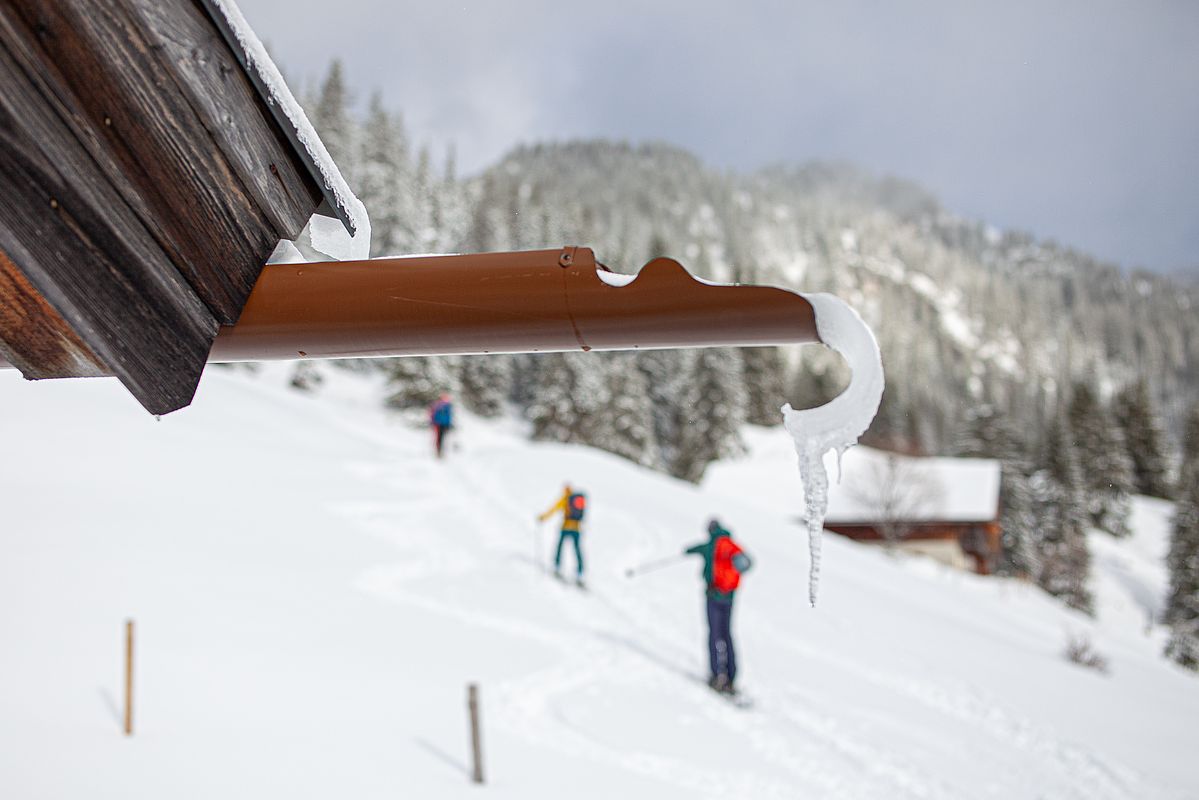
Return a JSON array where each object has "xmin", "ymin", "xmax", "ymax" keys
[{"xmin": 706, "ymin": 596, "xmax": 736, "ymax": 682}]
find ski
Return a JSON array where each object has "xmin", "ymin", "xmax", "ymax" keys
[
  {"xmin": 714, "ymin": 689, "xmax": 754, "ymax": 710},
  {"xmin": 699, "ymin": 676, "xmax": 753, "ymax": 709},
  {"xmin": 550, "ymin": 571, "xmax": 588, "ymax": 591}
]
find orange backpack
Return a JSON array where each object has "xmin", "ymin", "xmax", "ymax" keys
[{"xmin": 711, "ymin": 537, "xmax": 744, "ymax": 593}]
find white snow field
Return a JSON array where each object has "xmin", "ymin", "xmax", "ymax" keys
[{"xmin": 1, "ymin": 366, "xmax": 1196, "ymax": 799}]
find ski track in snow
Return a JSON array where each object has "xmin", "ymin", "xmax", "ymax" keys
[
  {"xmin": 326, "ymin": 424, "xmax": 1175, "ymax": 800},
  {"xmin": 755, "ymin": 618, "xmax": 1153, "ymax": 800},
  {"xmin": 332, "ymin": 451, "xmax": 878, "ymax": 797}
]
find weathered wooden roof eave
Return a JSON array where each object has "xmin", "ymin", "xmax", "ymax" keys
[{"xmin": 0, "ymin": 0, "xmax": 334, "ymax": 414}]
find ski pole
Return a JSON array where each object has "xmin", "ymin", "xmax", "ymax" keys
[
  {"xmin": 533, "ymin": 521, "xmax": 542, "ymax": 574},
  {"xmin": 624, "ymin": 554, "xmax": 688, "ymax": 578}
]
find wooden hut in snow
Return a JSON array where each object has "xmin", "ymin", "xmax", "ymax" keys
[
  {"xmin": 821, "ymin": 449, "xmax": 1003, "ymax": 574},
  {"xmin": 702, "ymin": 432, "xmax": 1003, "ymax": 575}
]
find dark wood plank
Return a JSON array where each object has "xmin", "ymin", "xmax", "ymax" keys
[
  {"xmin": 0, "ymin": 35, "xmax": 217, "ymax": 413},
  {"xmin": 3, "ymin": 0, "xmax": 277, "ymax": 324},
  {"xmin": 128, "ymin": 0, "xmax": 320, "ymax": 240},
  {"xmin": 0, "ymin": 247, "xmax": 107, "ymax": 379},
  {"xmin": 194, "ymin": 0, "xmax": 354, "ymax": 237}
]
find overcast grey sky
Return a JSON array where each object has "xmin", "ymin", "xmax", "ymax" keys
[{"xmin": 238, "ymin": 0, "xmax": 1199, "ymax": 275}]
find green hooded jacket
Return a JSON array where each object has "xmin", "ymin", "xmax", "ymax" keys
[{"xmin": 683, "ymin": 523, "xmax": 752, "ymax": 602}]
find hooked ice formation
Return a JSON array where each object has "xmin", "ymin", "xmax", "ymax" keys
[{"xmin": 782, "ymin": 293, "xmax": 884, "ymax": 607}]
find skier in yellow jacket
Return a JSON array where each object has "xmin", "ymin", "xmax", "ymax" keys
[{"xmin": 537, "ymin": 483, "xmax": 588, "ymax": 586}]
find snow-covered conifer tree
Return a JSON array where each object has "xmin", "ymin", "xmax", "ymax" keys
[
  {"xmin": 999, "ymin": 469, "xmax": 1040, "ymax": 579},
  {"xmin": 1164, "ymin": 466, "xmax": 1199, "ymax": 670},
  {"xmin": 458, "ymin": 355, "xmax": 511, "ymax": 418},
  {"xmin": 741, "ymin": 347, "xmax": 788, "ymax": 427},
  {"xmin": 1112, "ymin": 379, "xmax": 1172, "ymax": 499},
  {"xmin": 862, "ymin": 383, "xmax": 913, "ymax": 453},
  {"xmin": 955, "ymin": 405, "xmax": 1038, "ymax": 577},
  {"xmin": 404, "ymin": 145, "xmax": 429, "ymax": 244},
  {"xmin": 1067, "ymin": 383, "xmax": 1134, "ymax": 537},
  {"xmin": 646, "ymin": 232, "xmax": 671, "ymax": 261},
  {"xmin": 465, "ymin": 173, "xmax": 505, "ymax": 252},
  {"xmin": 1183, "ymin": 403, "xmax": 1199, "ymax": 469},
  {"xmin": 594, "ymin": 354, "xmax": 659, "ymax": 467},
  {"xmin": 289, "ymin": 362, "xmax": 324, "ymax": 393},
  {"xmin": 1034, "ymin": 416, "xmax": 1094, "ymax": 614},
  {"xmin": 674, "ymin": 348, "xmax": 747, "ymax": 483},
  {"xmin": 526, "ymin": 353, "xmax": 575, "ymax": 443},
  {"xmin": 356, "ymin": 93, "xmax": 409, "ymax": 256},
  {"xmin": 508, "ymin": 354, "xmax": 540, "ymax": 410},
  {"xmin": 953, "ymin": 404, "xmax": 1026, "ymax": 462},
  {"xmin": 788, "ymin": 352, "xmax": 848, "ymax": 418},
  {"xmin": 635, "ymin": 349, "xmax": 693, "ymax": 474},
  {"xmin": 310, "ymin": 60, "xmax": 355, "ymax": 179},
  {"xmin": 526, "ymin": 352, "xmax": 607, "ymax": 444},
  {"xmin": 435, "ymin": 145, "xmax": 477, "ymax": 252},
  {"xmin": 384, "ymin": 357, "xmax": 459, "ymax": 410},
  {"xmin": 1165, "ymin": 404, "xmax": 1199, "ymax": 668}
]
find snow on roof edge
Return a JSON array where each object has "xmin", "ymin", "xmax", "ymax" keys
[
  {"xmin": 201, "ymin": 0, "xmax": 370, "ymax": 257},
  {"xmin": 704, "ymin": 432, "xmax": 1002, "ymax": 528},
  {"xmin": 823, "ymin": 451, "xmax": 1002, "ymax": 525}
]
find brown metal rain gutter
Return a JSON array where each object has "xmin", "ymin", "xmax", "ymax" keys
[
  {"xmin": 205, "ymin": 247, "xmax": 820, "ymax": 362},
  {"xmin": 0, "ymin": 247, "xmax": 820, "ymax": 372}
]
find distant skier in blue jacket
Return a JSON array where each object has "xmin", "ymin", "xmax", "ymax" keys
[{"xmin": 429, "ymin": 393, "xmax": 454, "ymax": 458}]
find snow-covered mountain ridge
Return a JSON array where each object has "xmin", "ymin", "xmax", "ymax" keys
[
  {"xmin": 2, "ymin": 366, "xmax": 1195, "ymax": 799},
  {"xmin": 452, "ymin": 141, "xmax": 1197, "ymax": 453}
]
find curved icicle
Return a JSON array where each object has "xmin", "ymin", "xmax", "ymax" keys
[{"xmin": 782, "ymin": 293, "xmax": 885, "ymax": 607}]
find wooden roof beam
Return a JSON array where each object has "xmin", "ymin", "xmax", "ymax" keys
[
  {"xmin": 2, "ymin": 0, "xmax": 318, "ymax": 324},
  {"xmin": 0, "ymin": 21, "xmax": 217, "ymax": 413}
]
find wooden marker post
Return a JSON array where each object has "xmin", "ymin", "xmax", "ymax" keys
[
  {"xmin": 124, "ymin": 619, "xmax": 134, "ymax": 736},
  {"xmin": 467, "ymin": 683, "xmax": 484, "ymax": 784}
]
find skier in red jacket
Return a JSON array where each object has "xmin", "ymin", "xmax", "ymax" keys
[{"xmin": 684, "ymin": 518, "xmax": 753, "ymax": 695}]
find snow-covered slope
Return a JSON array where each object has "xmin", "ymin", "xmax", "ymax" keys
[{"xmin": 1, "ymin": 368, "xmax": 1196, "ymax": 799}]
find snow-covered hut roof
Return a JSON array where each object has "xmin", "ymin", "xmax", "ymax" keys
[
  {"xmin": 703, "ymin": 429, "xmax": 1001, "ymax": 525},
  {"xmin": 822, "ymin": 447, "xmax": 1001, "ymax": 524}
]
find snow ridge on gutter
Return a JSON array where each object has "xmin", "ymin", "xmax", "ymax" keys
[{"xmin": 205, "ymin": 0, "xmax": 372, "ymax": 261}]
